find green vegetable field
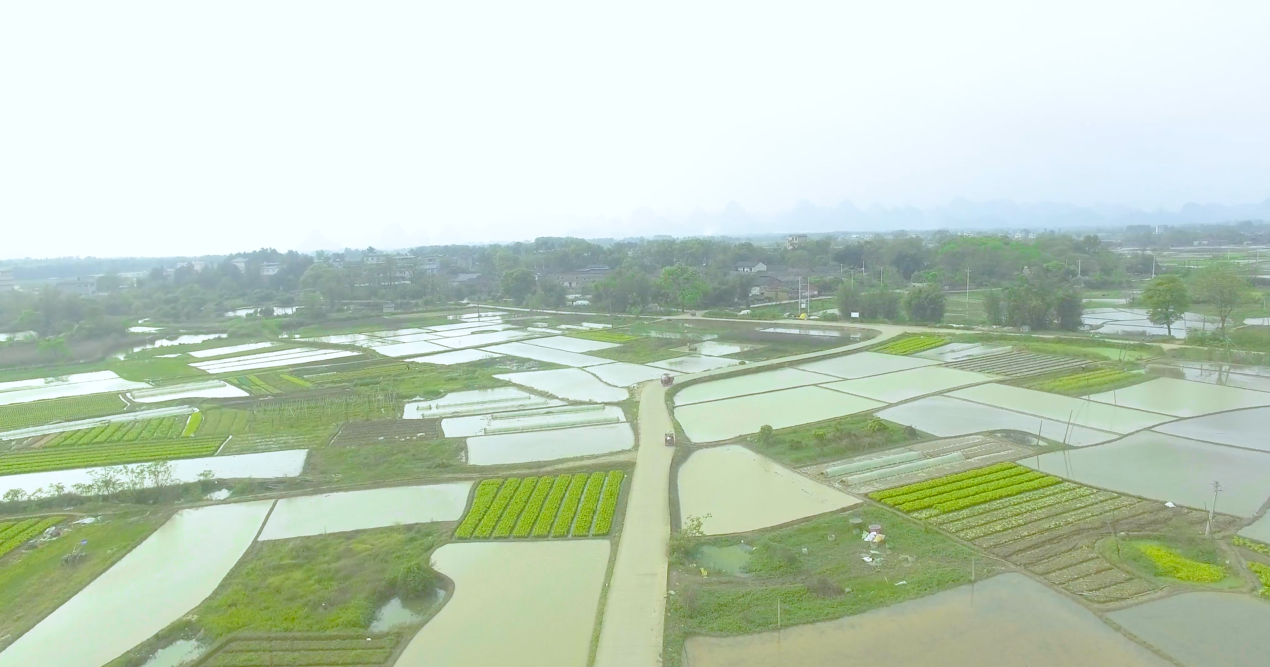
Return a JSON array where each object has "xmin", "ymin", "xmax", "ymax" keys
[{"xmin": 455, "ymin": 471, "xmax": 626, "ymax": 540}]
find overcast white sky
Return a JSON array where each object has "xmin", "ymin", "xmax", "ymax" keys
[{"xmin": 2, "ymin": 1, "xmax": 1268, "ymax": 258}]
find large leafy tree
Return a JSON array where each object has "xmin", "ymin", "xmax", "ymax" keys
[
  {"xmin": 1192, "ymin": 264, "xmax": 1249, "ymax": 335},
  {"xmin": 1140, "ymin": 274, "xmax": 1190, "ymax": 337},
  {"xmin": 902, "ymin": 283, "xmax": 945, "ymax": 323},
  {"xmin": 657, "ymin": 265, "xmax": 707, "ymax": 311},
  {"xmin": 499, "ymin": 268, "xmax": 538, "ymax": 305}
]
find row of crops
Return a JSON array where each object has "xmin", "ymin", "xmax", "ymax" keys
[
  {"xmin": 229, "ymin": 372, "xmax": 312, "ymax": 395},
  {"xmin": 873, "ymin": 335, "xmax": 948, "ymax": 356},
  {"xmin": 1024, "ymin": 368, "xmax": 1140, "ymax": 395},
  {"xmin": 0, "ymin": 437, "xmax": 223, "ymax": 476},
  {"xmin": 0, "ymin": 516, "xmax": 65, "ymax": 559},
  {"xmin": 46, "ymin": 416, "xmax": 190, "ymax": 447},
  {"xmin": 872, "ymin": 462, "xmax": 1061, "ymax": 517},
  {"xmin": 0, "ymin": 394, "xmax": 126, "ymax": 432},
  {"xmin": 307, "ymin": 362, "xmax": 417, "ymax": 385},
  {"xmin": 455, "ymin": 470, "xmax": 625, "ymax": 540}
]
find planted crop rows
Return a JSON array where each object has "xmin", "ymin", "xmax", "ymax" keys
[
  {"xmin": 455, "ymin": 470, "xmax": 625, "ymax": 540},
  {"xmin": 0, "ymin": 438, "xmax": 222, "ymax": 476},
  {"xmin": 1024, "ymin": 368, "xmax": 1140, "ymax": 395},
  {"xmin": 569, "ymin": 329, "xmax": 638, "ymax": 343},
  {"xmin": 873, "ymin": 335, "xmax": 948, "ymax": 356},
  {"xmin": 0, "ymin": 394, "xmax": 126, "ymax": 432},
  {"xmin": 0, "ymin": 516, "xmax": 65, "ymax": 558},
  {"xmin": 47, "ymin": 416, "xmax": 188, "ymax": 447},
  {"xmin": 1136, "ymin": 543, "xmax": 1226, "ymax": 582}
]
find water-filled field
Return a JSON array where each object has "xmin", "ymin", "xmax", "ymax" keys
[
  {"xmin": 585, "ymin": 362, "xmax": 672, "ymax": 387},
  {"xmin": 524, "ymin": 335, "xmax": 621, "ymax": 353},
  {"xmin": 0, "ymin": 371, "xmax": 147, "ymax": 407},
  {"xmin": 949, "ymin": 383, "xmax": 1171, "ymax": 433},
  {"xmin": 823, "ymin": 366, "xmax": 992, "ymax": 403},
  {"xmin": 483, "ymin": 341, "xmax": 611, "ymax": 366},
  {"xmin": 494, "ymin": 368, "xmax": 629, "ymax": 402},
  {"xmin": 674, "ymin": 341, "xmax": 761, "ymax": 356},
  {"xmin": 684, "ymin": 573, "xmax": 1171, "ymax": 667},
  {"xmin": 128, "ymin": 380, "xmax": 248, "ymax": 403},
  {"xmin": 0, "ymin": 449, "xmax": 309, "ymax": 498},
  {"xmin": 0, "ymin": 501, "xmax": 273, "ymax": 667},
  {"xmin": 648, "ymin": 355, "xmax": 741, "ymax": 373},
  {"xmin": 677, "ymin": 445, "xmax": 859, "ymax": 534},
  {"xmin": 913, "ymin": 342, "xmax": 1009, "ymax": 362},
  {"xmin": 1023, "ymin": 431, "xmax": 1270, "ymax": 516},
  {"xmin": 466, "ymin": 422, "xmax": 635, "ymax": 465},
  {"xmin": 1154, "ymin": 406, "xmax": 1270, "ymax": 451},
  {"xmin": 190, "ymin": 347, "xmax": 359, "ymax": 372},
  {"xmin": 1148, "ymin": 360, "xmax": 1270, "ymax": 393},
  {"xmin": 1238, "ymin": 510, "xmax": 1270, "ymax": 542},
  {"xmin": 395, "ymin": 540, "xmax": 610, "ymax": 667},
  {"xmin": 405, "ymin": 348, "xmax": 503, "ymax": 365},
  {"xmin": 675, "ymin": 386, "xmax": 884, "ymax": 442},
  {"xmin": 796, "ymin": 351, "xmax": 938, "ymax": 379},
  {"xmin": 673, "ymin": 368, "xmax": 835, "ymax": 406},
  {"xmin": 258, "ymin": 483, "xmax": 473, "ymax": 540},
  {"xmin": 1088, "ymin": 377, "xmax": 1270, "ymax": 417},
  {"xmin": 877, "ymin": 396, "xmax": 1119, "ymax": 446},
  {"xmin": 186, "ymin": 342, "xmax": 275, "ymax": 358},
  {"xmin": 369, "ymin": 339, "xmax": 450, "ymax": 357},
  {"xmin": 433, "ymin": 329, "xmax": 537, "ymax": 350},
  {"xmin": 442, "ymin": 404, "xmax": 625, "ymax": 437},
  {"xmin": 1107, "ymin": 592, "xmax": 1270, "ymax": 667},
  {"xmin": 404, "ymin": 387, "xmax": 562, "ymax": 418}
]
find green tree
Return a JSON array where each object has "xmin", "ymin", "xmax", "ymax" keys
[
  {"xmin": 982, "ymin": 289, "xmax": 1004, "ymax": 325},
  {"xmin": 902, "ymin": 283, "xmax": 945, "ymax": 323},
  {"xmin": 1192, "ymin": 265, "xmax": 1249, "ymax": 335},
  {"xmin": 499, "ymin": 268, "xmax": 537, "ymax": 305},
  {"xmin": 834, "ymin": 283, "xmax": 859, "ymax": 319},
  {"xmin": 1140, "ymin": 274, "xmax": 1190, "ymax": 337},
  {"xmin": 657, "ymin": 264, "xmax": 707, "ymax": 311}
]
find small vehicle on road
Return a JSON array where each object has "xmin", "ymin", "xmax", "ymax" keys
[
  {"xmin": 660, "ymin": 373, "xmax": 674, "ymax": 387},
  {"xmin": 664, "ymin": 432, "xmax": 676, "ymax": 447}
]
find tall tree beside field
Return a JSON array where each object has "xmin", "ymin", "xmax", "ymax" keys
[
  {"xmin": 982, "ymin": 289, "xmax": 1004, "ymax": 325},
  {"xmin": 1141, "ymin": 274, "xmax": 1190, "ymax": 337},
  {"xmin": 1192, "ymin": 265, "xmax": 1249, "ymax": 335},
  {"xmin": 902, "ymin": 283, "xmax": 945, "ymax": 323},
  {"xmin": 499, "ymin": 268, "xmax": 538, "ymax": 305},
  {"xmin": 657, "ymin": 264, "xmax": 708, "ymax": 311}
]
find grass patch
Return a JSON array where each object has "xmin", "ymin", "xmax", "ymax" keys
[
  {"xmin": 589, "ymin": 337, "xmax": 686, "ymax": 364},
  {"xmin": 872, "ymin": 335, "xmax": 949, "ymax": 356},
  {"xmin": 663, "ymin": 510, "xmax": 993, "ymax": 667},
  {"xmin": 568, "ymin": 329, "xmax": 639, "ymax": 343},
  {"xmin": 303, "ymin": 439, "xmax": 466, "ymax": 486},
  {"xmin": 746, "ymin": 415, "xmax": 922, "ymax": 467},
  {"xmin": 1099, "ymin": 535, "xmax": 1240, "ymax": 589},
  {"xmin": 0, "ymin": 438, "xmax": 223, "ymax": 476},
  {"xmin": 0, "ymin": 513, "xmax": 166, "ymax": 646}
]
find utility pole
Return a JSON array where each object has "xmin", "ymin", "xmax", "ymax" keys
[
  {"xmin": 1151, "ymin": 255, "xmax": 1156, "ymax": 278},
  {"xmin": 1207, "ymin": 481, "xmax": 1223, "ymax": 536},
  {"xmin": 965, "ymin": 268, "xmax": 971, "ymax": 321}
]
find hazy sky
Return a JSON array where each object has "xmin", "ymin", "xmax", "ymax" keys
[{"xmin": 2, "ymin": 1, "xmax": 1268, "ymax": 259}]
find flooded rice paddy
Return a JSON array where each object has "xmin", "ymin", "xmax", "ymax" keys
[
  {"xmin": 876, "ymin": 396, "xmax": 1119, "ymax": 447},
  {"xmin": 585, "ymin": 362, "xmax": 673, "ymax": 387},
  {"xmin": 465, "ymin": 422, "xmax": 635, "ymax": 465},
  {"xmin": 822, "ymin": 366, "xmax": 992, "ymax": 403},
  {"xmin": 913, "ymin": 342, "xmax": 1008, "ymax": 362},
  {"xmin": 1237, "ymin": 510, "xmax": 1270, "ymax": 543},
  {"xmin": 493, "ymin": 368, "xmax": 629, "ymax": 402},
  {"xmin": 369, "ymin": 339, "xmax": 451, "ymax": 357},
  {"xmin": 1082, "ymin": 308, "xmax": 1217, "ymax": 338},
  {"xmin": 677, "ymin": 445, "xmax": 859, "ymax": 534},
  {"xmin": 186, "ymin": 341, "xmax": 274, "ymax": 358},
  {"xmin": 190, "ymin": 347, "xmax": 359, "ymax": 373},
  {"xmin": 128, "ymin": 380, "xmax": 248, "ymax": 403},
  {"xmin": 675, "ymin": 386, "xmax": 884, "ymax": 442},
  {"xmin": 796, "ymin": 351, "xmax": 938, "ymax": 379},
  {"xmin": 0, "ymin": 501, "xmax": 273, "ymax": 667},
  {"xmin": 395, "ymin": 541, "xmax": 610, "ymax": 667},
  {"xmin": 648, "ymin": 355, "xmax": 742, "ymax": 373},
  {"xmin": 1154, "ymin": 406, "xmax": 1270, "ymax": 451},
  {"xmin": 0, "ymin": 449, "xmax": 309, "ymax": 498},
  {"xmin": 1023, "ymin": 431, "xmax": 1270, "ymax": 516},
  {"xmin": 949, "ymin": 383, "xmax": 1171, "ymax": 433},
  {"xmin": 673, "ymin": 341, "xmax": 761, "ymax": 356},
  {"xmin": 1148, "ymin": 359, "xmax": 1270, "ymax": 393},
  {"xmin": 673, "ymin": 368, "xmax": 835, "ymax": 406},
  {"xmin": 432, "ymin": 329, "xmax": 537, "ymax": 350},
  {"xmin": 441, "ymin": 404, "xmax": 625, "ymax": 437},
  {"xmin": 524, "ymin": 335, "xmax": 620, "ymax": 353},
  {"xmin": 258, "ymin": 483, "xmax": 472, "ymax": 540},
  {"xmin": 126, "ymin": 334, "xmax": 229, "ymax": 354},
  {"xmin": 684, "ymin": 573, "xmax": 1171, "ymax": 667},
  {"xmin": 1087, "ymin": 377, "xmax": 1270, "ymax": 417},
  {"xmin": 138, "ymin": 638, "xmax": 206, "ymax": 667},
  {"xmin": 404, "ymin": 348, "xmax": 503, "ymax": 365},
  {"xmin": 0, "ymin": 371, "xmax": 147, "ymax": 406},
  {"xmin": 482, "ymin": 341, "xmax": 611, "ymax": 366},
  {"xmin": 404, "ymin": 387, "xmax": 562, "ymax": 418},
  {"xmin": 1107, "ymin": 592, "xmax": 1270, "ymax": 667}
]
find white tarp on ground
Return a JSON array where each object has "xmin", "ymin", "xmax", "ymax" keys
[
  {"xmin": 128, "ymin": 380, "xmax": 248, "ymax": 403},
  {"xmin": 0, "ymin": 405, "xmax": 198, "ymax": 441},
  {"xmin": 0, "ymin": 371, "xmax": 148, "ymax": 407}
]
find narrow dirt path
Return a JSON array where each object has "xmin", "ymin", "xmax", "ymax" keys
[{"xmin": 593, "ymin": 381, "xmax": 675, "ymax": 667}]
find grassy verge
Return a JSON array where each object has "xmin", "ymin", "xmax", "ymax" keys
[
  {"xmin": 744, "ymin": 414, "xmax": 922, "ymax": 467},
  {"xmin": 1019, "ymin": 368, "xmax": 1151, "ymax": 396},
  {"xmin": 1096, "ymin": 534, "xmax": 1242, "ymax": 589},
  {"xmin": 303, "ymin": 439, "xmax": 466, "ymax": 485},
  {"xmin": 0, "ymin": 513, "xmax": 167, "ymax": 649},
  {"xmin": 663, "ymin": 509, "xmax": 994, "ymax": 667}
]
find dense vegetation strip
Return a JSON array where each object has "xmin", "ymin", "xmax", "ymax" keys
[
  {"xmin": 873, "ymin": 463, "xmax": 1062, "ymax": 518},
  {"xmin": 454, "ymin": 479, "xmax": 502, "ymax": 539},
  {"xmin": 0, "ymin": 517, "xmax": 65, "ymax": 558},
  {"xmin": 1249, "ymin": 562, "xmax": 1270, "ymax": 597},
  {"xmin": 0, "ymin": 394, "xmax": 127, "ymax": 432},
  {"xmin": 551, "ymin": 474, "xmax": 589, "ymax": 537},
  {"xmin": 180, "ymin": 412, "xmax": 203, "ymax": 437},
  {"xmin": 569, "ymin": 329, "xmax": 638, "ymax": 343},
  {"xmin": 1136, "ymin": 543, "xmax": 1226, "ymax": 582},
  {"xmin": 472, "ymin": 478, "xmax": 521, "ymax": 539},
  {"xmin": 1023, "ymin": 368, "xmax": 1142, "ymax": 395},
  {"xmin": 493, "ymin": 476, "xmax": 538, "ymax": 538},
  {"xmin": 873, "ymin": 335, "xmax": 948, "ymax": 356},
  {"xmin": 570, "ymin": 472, "xmax": 606, "ymax": 537},
  {"xmin": 0, "ymin": 438, "xmax": 223, "ymax": 476},
  {"xmin": 48, "ymin": 416, "xmax": 188, "ymax": 447},
  {"xmin": 512, "ymin": 477, "xmax": 554, "ymax": 538},
  {"xmin": 872, "ymin": 462, "xmax": 1016, "ymax": 501},
  {"xmin": 531, "ymin": 475, "xmax": 571, "ymax": 537},
  {"xmin": 592, "ymin": 470, "xmax": 625, "ymax": 535}
]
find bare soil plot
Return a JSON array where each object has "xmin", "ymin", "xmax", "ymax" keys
[
  {"xmin": 822, "ymin": 366, "xmax": 992, "ymax": 403},
  {"xmin": 1108, "ymin": 592, "xmax": 1270, "ymax": 667},
  {"xmin": 394, "ymin": 541, "xmax": 609, "ymax": 667},
  {"xmin": 493, "ymin": 368, "xmax": 629, "ymax": 403},
  {"xmin": 1023, "ymin": 431, "xmax": 1270, "ymax": 517},
  {"xmin": 1088, "ymin": 377, "xmax": 1270, "ymax": 417},
  {"xmin": 0, "ymin": 502, "xmax": 273, "ymax": 667},
  {"xmin": 674, "ymin": 386, "xmax": 884, "ymax": 443},
  {"xmin": 877, "ymin": 395, "xmax": 1120, "ymax": 447},
  {"xmin": 949, "ymin": 383, "xmax": 1172, "ymax": 434},
  {"xmin": 794, "ymin": 351, "xmax": 937, "ymax": 380},
  {"xmin": 677, "ymin": 445, "xmax": 859, "ymax": 535},
  {"xmin": 673, "ymin": 368, "xmax": 836, "ymax": 406},
  {"xmin": 1148, "ymin": 359, "xmax": 1270, "ymax": 393},
  {"xmin": 684, "ymin": 573, "xmax": 1171, "ymax": 667},
  {"xmin": 258, "ymin": 483, "xmax": 472, "ymax": 540},
  {"xmin": 944, "ymin": 350, "xmax": 1088, "ymax": 378}
]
